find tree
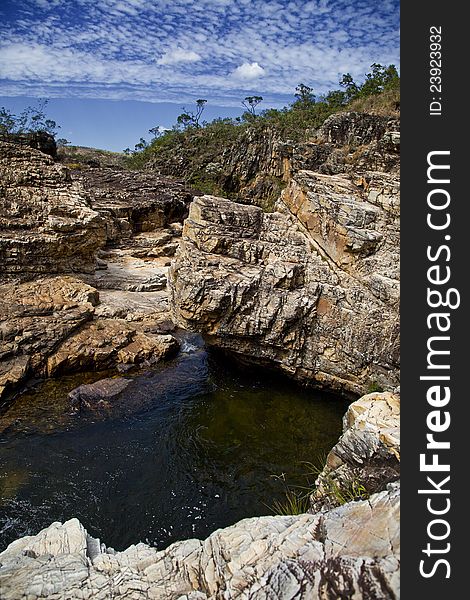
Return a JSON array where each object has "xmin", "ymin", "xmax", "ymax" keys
[
  {"xmin": 149, "ymin": 125, "xmax": 166, "ymax": 139},
  {"xmin": 293, "ymin": 84, "xmax": 315, "ymax": 108},
  {"xmin": 0, "ymin": 99, "xmax": 60, "ymax": 137},
  {"xmin": 242, "ymin": 96, "xmax": 263, "ymax": 116},
  {"xmin": 176, "ymin": 112, "xmax": 193, "ymax": 129},
  {"xmin": 177, "ymin": 99, "xmax": 207, "ymax": 129},
  {"xmin": 339, "ymin": 73, "xmax": 359, "ymax": 102},
  {"xmin": 360, "ymin": 63, "xmax": 399, "ymax": 96},
  {"xmin": 133, "ymin": 137, "xmax": 148, "ymax": 152},
  {"xmin": 56, "ymin": 138, "xmax": 70, "ymax": 147}
]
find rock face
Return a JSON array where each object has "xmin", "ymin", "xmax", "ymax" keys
[
  {"xmin": 3, "ymin": 132, "xmax": 58, "ymax": 158},
  {"xmin": 148, "ymin": 112, "xmax": 399, "ymax": 211},
  {"xmin": 0, "ymin": 142, "xmax": 106, "ymax": 278},
  {"xmin": 0, "ymin": 276, "xmax": 98, "ymax": 401},
  {"xmin": 0, "ymin": 483, "xmax": 400, "ymax": 599},
  {"xmin": 0, "ymin": 276, "xmax": 178, "ymax": 403},
  {"xmin": 169, "ymin": 189, "xmax": 399, "ymax": 395},
  {"xmin": 312, "ymin": 392, "xmax": 400, "ymax": 510},
  {"xmin": 0, "ymin": 141, "xmax": 194, "ymax": 402},
  {"xmin": 168, "ymin": 111, "xmax": 400, "ymax": 395},
  {"xmin": 73, "ymin": 166, "xmax": 195, "ymax": 244}
]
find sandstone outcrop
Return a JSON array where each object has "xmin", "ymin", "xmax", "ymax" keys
[
  {"xmin": 0, "ymin": 140, "xmax": 195, "ymax": 402},
  {"xmin": 169, "ymin": 189, "xmax": 399, "ymax": 395},
  {"xmin": 0, "ymin": 142, "xmax": 106, "ymax": 278},
  {"xmin": 73, "ymin": 166, "xmax": 195, "ymax": 244},
  {"xmin": 2, "ymin": 132, "xmax": 57, "ymax": 158},
  {"xmin": 0, "ymin": 276, "xmax": 98, "ymax": 400},
  {"xmin": 148, "ymin": 112, "xmax": 399, "ymax": 210},
  {"xmin": 312, "ymin": 392, "xmax": 400, "ymax": 510},
  {"xmin": 0, "ymin": 482, "xmax": 400, "ymax": 599},
  {"xmin": 0, "ymin": 276, "xmax": 178, "ymax": 403},
  {"xmin": 168, "ymin": 111, "xmax": 400, "ymax": 395}
]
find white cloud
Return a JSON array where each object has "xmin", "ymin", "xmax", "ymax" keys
[
  {"xmin": 156, "ymin": 48, "xmax": 202, "ymax": 65},
  {"xmin": 232, "ymin": 62, "xmax": 265, "ymax": 81},
  {"xmin": 0, "ymin": 0, "xmax": 400, "ymax": 105}
]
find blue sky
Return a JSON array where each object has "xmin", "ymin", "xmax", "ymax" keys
[{"xmin": 0, "ymin": 0, "xmax": 400, "ymax": 151}]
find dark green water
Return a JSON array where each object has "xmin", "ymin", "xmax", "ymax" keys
[{"xmin": 0, "ymin": 335, "xmax": 348, "ymax": 551}]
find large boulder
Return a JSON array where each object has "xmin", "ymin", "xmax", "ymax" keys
[
  {"xmin": 2, "ymin": 132, "xmax": 57, "ymax": 158},
  {"xmin": 312, "ymin": 391, "xmax": 400, "ymax": 510},
  {"xmin": 0, "ymin": 276, "xmax": 98, "ymax": 401}
]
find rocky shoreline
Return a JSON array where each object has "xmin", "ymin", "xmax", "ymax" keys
[
  {"xmin": 1, "ymin": 110, "xmax": 400, "ymax": 598},
  {"xmin": 0, "ymin": 392, "xmax": 400, "ymax": 599}
]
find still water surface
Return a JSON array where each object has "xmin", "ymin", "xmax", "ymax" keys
[{"xmin": 0, "ymin": 335, "xmax": 348, "ymax": 551}]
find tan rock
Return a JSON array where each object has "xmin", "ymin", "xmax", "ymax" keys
[
  {"xmin": 313, "ymin": 392, "xmax": 400, "ymax": 510},
  {"xmin": 0, "ymin": 142, "xmax": 106, "ymax": 277},
  {"xmin": 169, "ymin": 192, "xmax": 399, "ymax": 396},
  {"xmin": 0, "ymin": 276, "xmax": 98, "ymax": 401},
  {"xmin": 46, "ymin": 319, "xmax": 178, "ymax": 376}
]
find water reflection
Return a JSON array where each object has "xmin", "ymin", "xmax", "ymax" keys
[{"xmin": 0, "ymin": 335, "xmax": 348, "ymax": 551}]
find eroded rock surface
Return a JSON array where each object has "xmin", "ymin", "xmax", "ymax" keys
[
  {"xmin": 0, "ymin": 142, "xmax": 106, "ymax": 277},
  {"xmin": 73, "ymin": 166, "xmax": 194, "ymax": 244},
  {"xmin": 0, "ymin": 276, "xmax": 98, "ymax": 400},
  {"xmin": 312, "ymin": 392, "xmax": 400, "ymax": 510},
  {"xmin": 169, "ymin": 189, "xmax": 399, "ymax": 395},
  {"xmin": 0, "ymin": 483, "xmax": 400, "ymax": 599},
  {"xmin": 0, "ymin": 141, "xmax": 193, "ymax": 401},
  {"xmin": 168, "ymin": 111, "xmax": 400, "ymax": 395},
  {"xmin": 0, "ymin": 276, "xmax": 178, "ymax": 403}
]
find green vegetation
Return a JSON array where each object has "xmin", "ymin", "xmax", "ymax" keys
[
  {"xmin": 269, "ymin": 458, "xmax": 370, "ymax": 515},
  {"xmin": 318, "ymin": 474, "xmax": 369, "ymax": 506},
  {"xmin": 270, "ymin": 489, "xmax": 311, "ymax": 516},
  {"xmin": 0, "ymin": 99, "xmax": 60, "ymax": 138},
  {"xmin": 125, "ymin": 64, "xmax": 399, "ymax": 197},
  {"xmin": 367, "ymin": 380, "xmax": 385, "ymax": 394}
]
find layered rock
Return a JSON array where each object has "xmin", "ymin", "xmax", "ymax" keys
[
  {"xmin": 0, "ymin": 141, "xmax": 196, "ymax": 401},
  {"xmin": 148, "ymin": 112, "xmax": 399, "ymax": 210},
  {"xmin": 312, "ymin": 392, "xmax": 400, "ymax": 510},
  {"xmin": 0, "ymin": 482, "xmax": 400, "ymax": 599},
  {"xmin": 0, "ymin": 276, "xmax": 177, "ymax": 403},
  {"xmin": 0, "ymin": 276, "xmax": 98, "ymax": 400},
  {"xmin": 169, "ymin": 188, "xmax": 399, "ymax": 395},
  {"xmin": 0, "ymin": 142, "xmax": 106, "ymax": 278},
  {"xmin": 73, "ymin": 166, "xmax": 194, "ymax": 243},
  {"xmin": 2, "ymin": 132, "xmax": 57, "ymax": 158},
  {"xmin": 168, "ymin": 110, "xmax": 400, "ymax": 395}
]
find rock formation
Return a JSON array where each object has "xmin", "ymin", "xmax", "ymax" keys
[
  {"xmin": 0, "ymin": 482, "xmax": 400, "ymax": 599},
  {"xmin": 0, "ymin": 141, "xmax": 106, "ymax": 277},
  {"xmin": 0, "ymin": 142, "xmax": 195, "ymax": 402},
  {"xmin": 73, "ymin": 165, "xmax": 194, "ymax": 244},
  {"xmin": 167, "ymin": 112, "xmax": 400, "ymax": 395},
  {"xmin": 169, "ymin": 192, "xmax": 399, "ymax": 395},
  {"xmin": 148, "ymin": 112, "xmax": 399, "ymax": 210},
  {"xmin": 0, "ymin": 276, "xmax": 178, "ymax": 403},
  {"xmin": 0, "ymin": 111, "xmax": 401, "ymax": 597},
  {"xmin": 312, "ymin": 391, "xmax": 400, "ymax": 510}
]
